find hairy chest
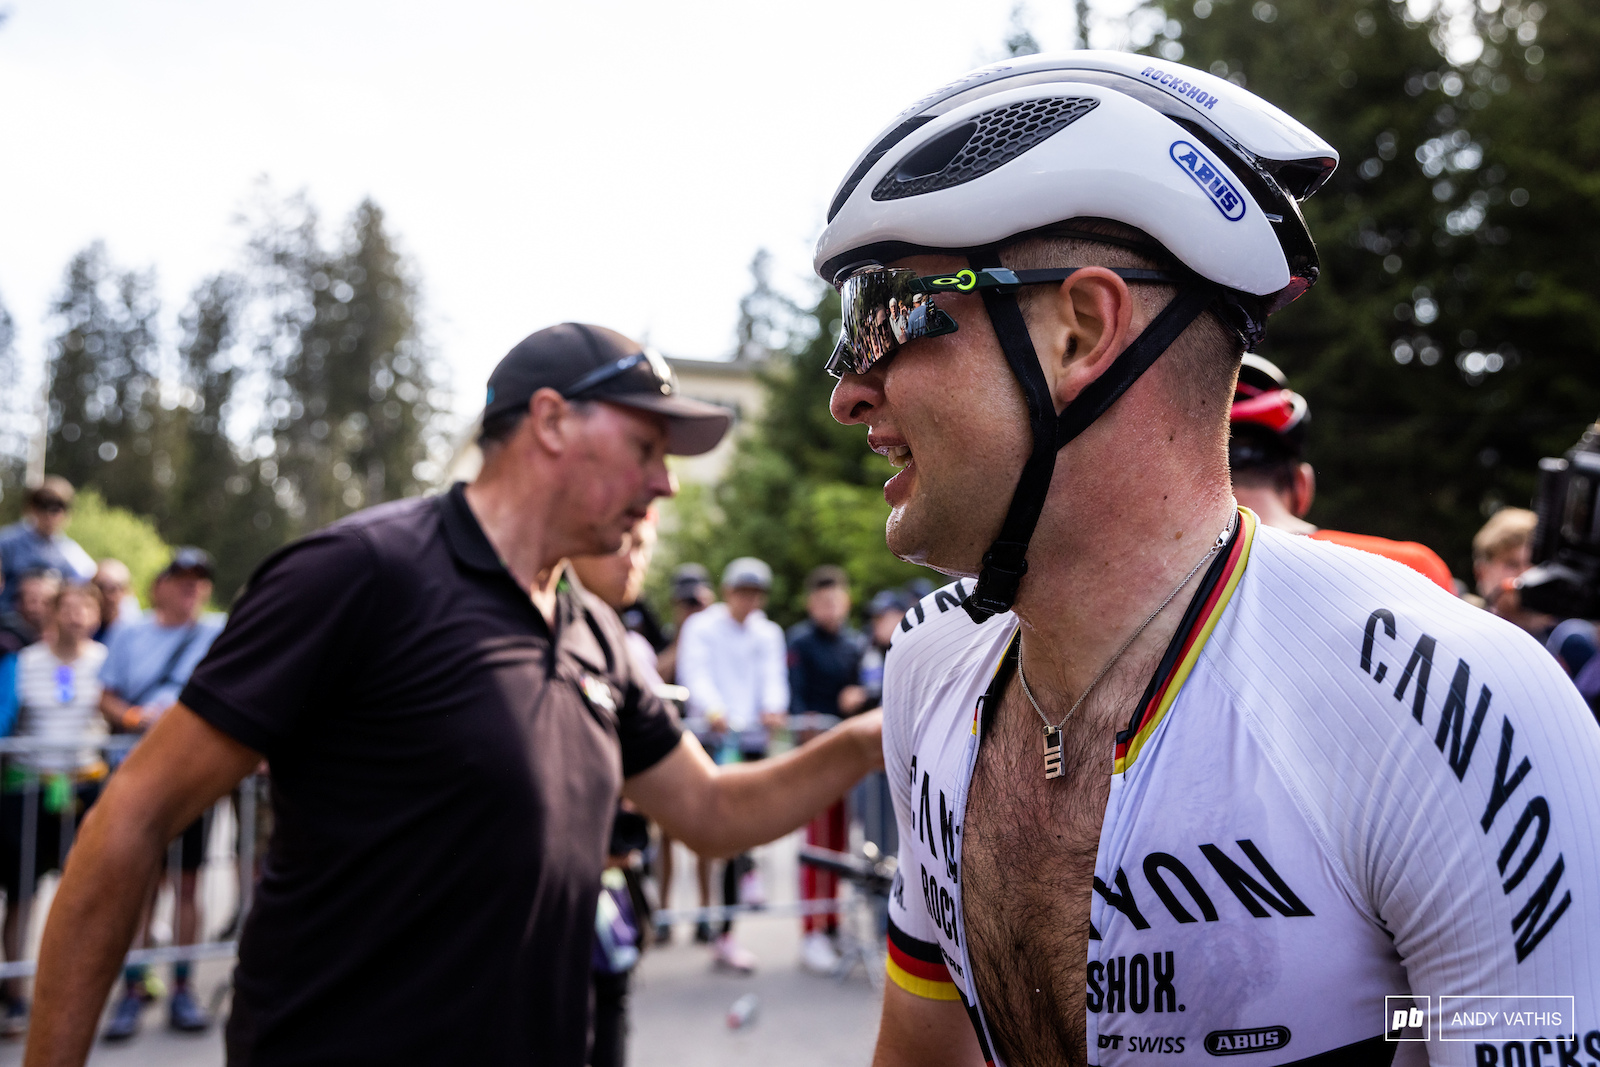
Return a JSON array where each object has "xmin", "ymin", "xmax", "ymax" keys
[{"xmin": 961, "ymin": 684, "xmax": 1125, "ymax": 1067}]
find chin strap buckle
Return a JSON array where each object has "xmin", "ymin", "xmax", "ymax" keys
[{"xmin": 963, "ymin": 543, "xmax": 1030, "ymax": 623}]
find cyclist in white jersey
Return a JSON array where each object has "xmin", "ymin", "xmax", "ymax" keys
[{"xmin": 813, "ymin": 52, "xmax": 1600, "ymax": 1066}]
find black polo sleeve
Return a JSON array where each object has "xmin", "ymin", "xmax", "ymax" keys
[
  {"xmin": 578, "ymin": 590, "xmax": 681, "ymax": 778},
  {"xmin": 180, "ymin": 529, "xmax": 381, "ymax": 755},
  {"xmin": 617, "ymin": 663, "xmax": 683, "ymax": 779}
]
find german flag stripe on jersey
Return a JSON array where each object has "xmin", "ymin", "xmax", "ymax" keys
[
  {"xmin": 886, "ymin": 919, "xmax": 961, "ymax": 1001},
  {"xmin": 1114, "ymin": 507, "xmax": 1256, "ymax": 774}
]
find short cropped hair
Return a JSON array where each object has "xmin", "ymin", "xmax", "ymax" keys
[
  {"xmin": 478, "ymin": 408, "xmax": 527, "ymax": 450},
  {"xmin": 477, "ymin": 398, "xmax": 596, "ymax": 457},
  {"xmin": 1473, "ymin": 507, "xmax": 1538, "ymax": 565},
  {"xmin": 997, "ymin": 219, "xmax": 1242, "ymax": 419}
]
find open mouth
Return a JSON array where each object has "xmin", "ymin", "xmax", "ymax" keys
[{"xmin": 882, "ymin": 444, "xmax": 913, "ymax": 469}]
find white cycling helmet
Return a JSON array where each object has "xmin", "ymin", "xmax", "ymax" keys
[{"xmin": 816, "ymin": 52, "xmax": 1338, "ymax": 620}]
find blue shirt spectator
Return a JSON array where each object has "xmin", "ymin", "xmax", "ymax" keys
[
  {"xmin": 101, "ymin": 617, "xmax": 223, "ymax": 719},
  {"xmin": 0, "ymin": 478, "xmax": 95, "ymax": 614},
  {"xmin": 99, "ymin": 549, "xmax": 222, "ymax": 728}
]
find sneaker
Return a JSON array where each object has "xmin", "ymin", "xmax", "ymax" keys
[
  {"xmin": 712, "ymin": 933, "xmax": 757, "ymax": 974},
  {"xmin": 168, "ymin": 986, "xmax": 212, "ymax": 1033},
  {"xmin": 801, "ymin": 931, "xmax": 841, "ymax": 974},
  {"xmin": 102, "ymin": 992, "xmax": 145, "ymax": 1042},
  {"xmin": 653, "ymin": 919, "xmax": 673, "ymax": 945},
  {"xmin": 0, "ymin": 997, "xmax": 26, "ymax": 1039},
  {"xmin": 738, "ymin": 868, "xmax": 767, "ymax": 908},
  {"xmin": 693, "ymin": 920, "xmax": 715, "ymax": 944}
]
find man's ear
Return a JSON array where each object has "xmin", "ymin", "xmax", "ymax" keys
[
  {"xmin": 1292, "ymin": 462, "xmax": 1316, "ymax": 517},
  {"xmin": 526, "ymin": 388, "xmax": 572, "ymax": 457},
  {"xmin": 1028, "ymin": 268, "xmax": 1136, "ymax": 413}
]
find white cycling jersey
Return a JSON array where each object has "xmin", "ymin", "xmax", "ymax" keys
[{"xmin": 883, "ymin": 508, "xmax": 1600, "ymax": 1066}]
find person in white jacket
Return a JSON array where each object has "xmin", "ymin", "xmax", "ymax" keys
[{"xmin": 674, "ymin": 557, "xmax": 789, "ymax": 972}]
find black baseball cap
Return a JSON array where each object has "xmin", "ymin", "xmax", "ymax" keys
[{"xmin": 484, "ymin": 323, "xmax": 732, "ymax": 456}]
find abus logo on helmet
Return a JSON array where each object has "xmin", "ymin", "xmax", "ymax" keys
[{"xmin": 1169, "ymin": 141, "xmax": 1247, "ymax": 221}]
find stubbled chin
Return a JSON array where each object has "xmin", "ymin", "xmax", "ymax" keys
[
  {"xmin": 885, "ymin": 505, "xmax": 938, "ymax": 570},
  {"xmin": 885, "ymin": 501, "xmax": 983, "ymax": 579}
]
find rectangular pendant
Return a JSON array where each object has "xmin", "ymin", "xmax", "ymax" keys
[{"xmin": 1043, "ymin": 726, "xmax": 1064, "ymax": 780}]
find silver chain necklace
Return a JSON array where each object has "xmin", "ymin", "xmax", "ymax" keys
[{"xmin": 1019, "ymin": 515, "xmax": 1235, "ymax": 780}]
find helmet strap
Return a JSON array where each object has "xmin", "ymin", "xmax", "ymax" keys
[
  {"xmin": 964, "ymin": 255, "xmax": 1058, "ymax": 622},
  {"xmin": 962, "ymin": 250, "xmax": 1224, "ymax": 623}
]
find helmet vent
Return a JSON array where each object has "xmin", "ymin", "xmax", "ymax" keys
[{"xmin": 871, "ymin": 95, "xmax": 1098, "ymax": 202}]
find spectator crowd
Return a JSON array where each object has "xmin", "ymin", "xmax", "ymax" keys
[{"xmin": 0, "ymin": 477, "xmax": 230, "ymax": 1043}]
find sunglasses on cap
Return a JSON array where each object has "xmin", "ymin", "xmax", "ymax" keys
[
  {"xmin": 826, "ymin": 265, "xmax": 1186, "ymax": 378},
  {"xmin": 561, "ymin": 348, "xmax": 675, "ymax": 400}
]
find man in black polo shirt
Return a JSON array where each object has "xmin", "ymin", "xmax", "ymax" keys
[{"xmin": 26, "ymin": 324, "xmax": 886, "ymax": 1067}]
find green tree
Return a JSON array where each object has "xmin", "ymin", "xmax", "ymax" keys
[
  {"xmin": 248, "ymin": 195, "xmax": 438, "ymax": 532},
  {"xmin": 334, "ymin": 200, "xmax": 437, "ymax": 513},
  {"xmin": 164, "ymin": 273, "xmax": 287, "ymax": 601},
  {"xmin": 660, "ymin": 269, "xmax": 938, "ymax": 625},
  {"xmin": 1136, "ymin": 0, "xmax": 1599, "ymax": 574},
  {"xmin": 45, "ymin": 243, "xmax": 172, "ymax": 517},
  {"xmin": 63, "ymin": 490, "xmax": 171, "ymax": 607}
]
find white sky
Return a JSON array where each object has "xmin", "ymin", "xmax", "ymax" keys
[{"xmin": 0, "ymin": 0, "xmax": 1135, "ymax": 430}]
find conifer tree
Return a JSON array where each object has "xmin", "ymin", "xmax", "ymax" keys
[
  {"xmin": 1135, "ymin": 0, "xmax": 1598, "ymax": 570},
  {"xmin": 337, "ymin": 200, "xmax": 435, "ymax": 514},
  {"xmin": 45, "ymin": 244, "xmax": 168, "ymax": 516},
  {"xmin": 162, "ymin": 274, "xmax": 285, "ymax": 600},
  {"xmin": 245, "ymin": 194, "xmax": 437, "ymax": 533}
]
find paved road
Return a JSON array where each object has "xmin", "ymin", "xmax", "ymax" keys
[
  {"xmin": 632, "ymin": 834, "xmax": 883, "ymax": 1067},
  {"xmin": 0, "ymin": 831, "xmax": 883, "ymax": 1066}
]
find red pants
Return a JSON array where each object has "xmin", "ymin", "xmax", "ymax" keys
[{"xmin": 802, "ymin": 800, "xmax": 846, "ymax": 933}]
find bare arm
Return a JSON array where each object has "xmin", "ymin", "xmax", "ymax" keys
[
  {"xmin": 97, "ymin": 689, "xmax": 141, "ymax": 733},
  {"xmin": 872, "ymin": 981, "xmax": 985, "ymax": 1067},
  {"xmin": 623, "ymin": 709, "xmax": 883, "ymax": 858},
  {"xmin": 26, "ymin": 704, "xmax": 261, "ymax": 1067}
]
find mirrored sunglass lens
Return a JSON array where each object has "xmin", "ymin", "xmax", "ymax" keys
[{"xmin": 836, "ymin": 271, "xmax": 911, "ymax": 376}]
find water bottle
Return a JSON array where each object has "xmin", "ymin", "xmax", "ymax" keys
[{"xmin": 726, "ymin": 993, "xmax": 760, "ymax": 1030}]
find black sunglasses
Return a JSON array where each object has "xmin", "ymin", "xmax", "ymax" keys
[
  {"xmin": 562, "ymin": 349, "xmax": 675, "ymax": 400},
  {"xmin": 827, "ymin": 265, "xmax": 1185, "ymax": 378}
]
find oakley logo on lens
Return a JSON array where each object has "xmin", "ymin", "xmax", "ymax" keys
[{"xmin": 1169, "ymin": 140, "xmax": 1246, "ymax": 221}]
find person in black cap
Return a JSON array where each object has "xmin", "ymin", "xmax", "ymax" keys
[{"xmin": 29, "ymin": 324, "xmax": 884, "ymax": 1067}]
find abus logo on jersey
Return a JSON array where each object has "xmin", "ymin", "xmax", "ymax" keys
[
  {"xmin": 1204, "ymin": 1026, "xmax": 1291, "ymax": 1056},
  {"xmin": 1169, "ymin": 141, "xmax": 1246, "ymax": 221}
]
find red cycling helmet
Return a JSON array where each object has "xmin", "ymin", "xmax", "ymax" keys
[{"xmin": 1230, "ymin": 353, "xmax": 1309, "ymax": 462}]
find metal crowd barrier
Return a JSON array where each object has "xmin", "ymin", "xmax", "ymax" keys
[
  {"xmin": 0, "ymin": 713, "xmax": 893, "ymax": 983},
  {"xmin": 648, "ymin": 706, "xmax": 899, "ymax": 984},
  {"xmin": 0, "ymin": 735, "xmax": 264, "ymax": 981}
]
